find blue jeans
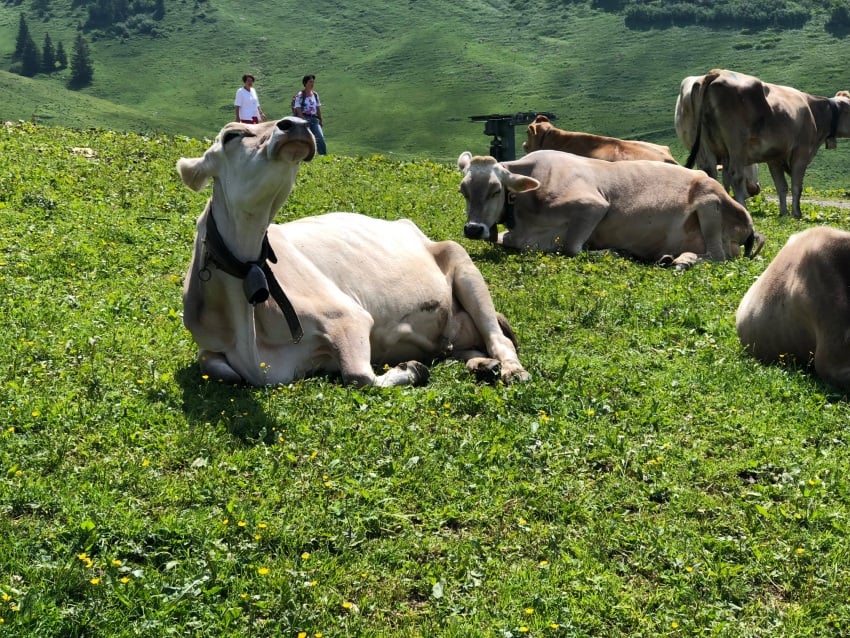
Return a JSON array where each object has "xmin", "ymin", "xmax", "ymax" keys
[{"xmin": 306, "ymin": 116, "xmax": 327, "ymax": 155}]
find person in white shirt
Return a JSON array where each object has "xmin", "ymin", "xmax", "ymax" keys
[{"xmin": 234, "ymin": 74, "xmax": 266, "ymax": 124}]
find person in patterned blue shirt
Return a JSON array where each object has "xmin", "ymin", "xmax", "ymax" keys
[{"xmin": 292, "ymin": 74, "xmax": 327, "ymax": 155}]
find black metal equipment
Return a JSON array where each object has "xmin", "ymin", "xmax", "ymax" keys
[{"xmin": 469, "ymin": 111, "xmax": 557, "ymax": 161}]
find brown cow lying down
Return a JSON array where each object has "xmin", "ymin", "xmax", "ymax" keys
[
  {"xmin": 178, "ymin": 118, "xmax": 529, "ymax": 387},
  {"xmin": 457, "ymin": 149, "xmax": 764, "ymax": 270},
  {"xmin": 523, "ymin": 115, "xmax": 678, "ymax": 164},
  {"xmin": 736, "ymin": 226, "xmax": 850, "ymax": 390}
]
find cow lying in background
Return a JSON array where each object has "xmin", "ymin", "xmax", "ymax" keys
[
  {"xmin": 457, "ymin": 150, "xmax": 764, "ymax": 270},
  {"xmin": 736, "ymin": 226, "xmax": 850, "ymax": 390},
  {"xmin": 178, "ymin": 118, "xmax": 529, "ymax": 387},
  {"xmin": 675, "ymin": 73, "xmax": 760, "ymax": 198},
  {"xmin": 685, "ymin": 69, "xmax": 850, "ymax": 218},
  {"xmin": 523, "ymin": 115, "xmax": 678, "ymax": 164}
]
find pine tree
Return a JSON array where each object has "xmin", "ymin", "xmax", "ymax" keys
[
  {"xmin": 69, "ymin": 33, "xmax": 93, "ymax": 88},
  {"xmin": 14, "ymin": 13, "xmax": 30, "ymax": 61},
  {"xmin": 20, "ymin": 35, "xmax": 40, "ymax": 77},
  {"xmin": 56, "ymin": 41, "xmax": 68, "ymax": 70},
  {"xmin": 154, "ymin": 0, "xmax": 165, "ymax": 20},
  {"xmin": 42, "ymin": 33, "xmax": 56, "ymax": 73}
]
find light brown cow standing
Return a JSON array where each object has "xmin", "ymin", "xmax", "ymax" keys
[
  {"xmin": 686, "ymin": 69, "xmax": 850, "ymax": 218},
  {"xmin": 736, "ymin": 226, "xmax": 850, "ymax": 390},
  {"xmin": 457, "ymin": 149, "xmax": 764, "ymax": 270},
  {"xmin": 523, "ymin": 115, "xmax": 678, "ymax": 164},
  {"xmin": 178, "ymin": 118, "xmax": 529, "ymax": 387},
  {"xmin": 675, "ymin": 73, "xmax": 760, "ymax": 198}
]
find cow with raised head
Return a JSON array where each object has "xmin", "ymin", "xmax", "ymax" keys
[
  {"xmin": 736, "ymin": 226, "xmax": 850, "ymax": 390},
  {"xmin": 685, "ymin": 69, "xmax": 850, "ymax": 218},
  {"xmin": 675, "ymin": 73, "xmax": 760, "ymax": 198},
  {"xmin": 523, "ymin": 115, "xmax": 678, "ymax": 164},
  {"xmin": 457, "ymin": 149, "xmax": 763, "ymax": 271},
  {"xmin": 178, "ymin": 118, "xmax": 529, "ymax": 387}
]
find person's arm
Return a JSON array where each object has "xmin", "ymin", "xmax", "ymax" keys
[
  {"xmin": 234, "ymin": 106, "xmax": 241, "ymax": 122},
  {"xmin": 258, "ymin": 105, "xmax": 266, "ymax": 121},
  {"xmin": 316, "ymin": 106, "xmax": 323, "ymax": 125}
]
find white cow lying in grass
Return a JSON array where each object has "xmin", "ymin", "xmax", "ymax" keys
[
  {"xmin": 177, "ymin": 118, "xmax": 529, "ymax": 387},
  {"xmin": 457, "ymin": 150, "xmax": 764, "ymax": 270},
  {"xmin": 736, "ymin": 226, "xmax": 850, "ymax": 390}
]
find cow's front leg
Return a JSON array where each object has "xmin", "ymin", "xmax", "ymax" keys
[
  {"xmin": 327, "ymin": 311, "xmax": 431, "ymax": 387},
  {"xmin": 198, "ymin": 349, "xmax": 245, "ymax": 385}
]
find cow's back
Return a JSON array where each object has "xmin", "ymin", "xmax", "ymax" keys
[{"xmin": 737, "ymin": 226, "xmax": 850, "ymax": 363}]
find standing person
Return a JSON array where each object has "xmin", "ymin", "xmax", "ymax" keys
[
  {"xmin": 234, "ymin": 73, "xmax": 266, "ymax": 124},
  {"xmin": 292, "ymin": 74, "xmax": 327, "ymax": 155}
]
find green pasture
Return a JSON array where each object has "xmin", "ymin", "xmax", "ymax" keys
[{"xmin": 1, "ymin": 123, "xmax": 850, "ymax": 636}]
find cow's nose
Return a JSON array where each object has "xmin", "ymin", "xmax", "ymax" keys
[{"xmin": 463, "ymin": 223, "xmax": 487, "ymax": 240}]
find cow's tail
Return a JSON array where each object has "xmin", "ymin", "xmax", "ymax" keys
[{"xmin": 685, "ymin": 70, "xmax": 723, "ymax": 169}]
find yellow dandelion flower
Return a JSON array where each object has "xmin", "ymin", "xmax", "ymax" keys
[
  {"xmin": 538, "ymin": 560, "xmax": 549, "ymax": 567},
  {"xmin": 141, "ymin": 459, "xmax": 150, "ymax": 467},
  {"xmin": 31, "ymin": 410, "xmax": 40, "ymax": 417},
  {"xmin": 550, "ymin": 623, "xmax": 560, "ymax": 629},
  {"xmin": 301, "ymin": 552, "xmax": 311, "ymax": 560},
  {"xmin": 258, "ymin": 522, "xmax": 268, "ymax": 529},
  {"xmin": 519, "ymin": 627, "xmax": 529, "ymax": 633},
  {"xmin": 672, "ymin": 621, "xmax": 679, "ymax": 629},
  {"xmin": 222, "ymin": 519, "xmax": 229, "ymax": 525},
  {"xmin": 237, "ymin": 520, "xmax": 247, "ymax": 527},
  {"xmin": 111, "ymin": 559, "xmax": 122, "ymax": 567},
  {"xmin": 685, "ymin": 566, "xmax": 693, "ymax": 573},
  {"xmin": 1, "ymin": 594, "xmax": 10, "ymax": 602},
  {"xmin": 796, "ymin": 547, "xmax": 805, "ymax": 555},
  {"xmin": 525, "ymin": 607, "xmax": 535, "ymax": 615},
  {"xmin": 342, "ymin": 601, "xmax": 353, "ymax": 609},
  {"xmin": 120, "ymin": 577, "xmax": 131, "ymax": 584},
  {"xmin": 254, "ymin": 534, "xmax": 262, "ymax": 541},
  {"xmin": 315, "ymin": 633, "xmax": 323, "ymax": 638},
  {"xmin": 298, "ymin": 633, "xmax": 307, "ymax": 638},
  {"xmin": 90, "ymin": 577, "xmax": 101, "ymax": 585},
  {"xmin": 258, "ymin": 567, "xmax": 270, "ymax": 575}
]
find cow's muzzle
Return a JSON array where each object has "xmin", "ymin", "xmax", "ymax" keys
[{"xmin": 464, "ymin": 222, "xmax": 496, "ymax": 242}]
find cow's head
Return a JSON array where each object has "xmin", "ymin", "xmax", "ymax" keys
[
  {"xmin": 522, "ymin": 115, "xmax": 554, "ymax": 152},
  {"xmin": 827, "ymin": 90, "xmax": 850, "ymax": 149},
  {"xmin": 457, "ymin": 152, "xmax": 540, "ymax": 242},
  {"xmin": 177, "ymin": 118, "xmax": 316, "ymax": 228}
]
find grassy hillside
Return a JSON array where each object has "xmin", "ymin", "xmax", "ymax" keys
[
  {"xmin": 2, "ymin": 1, "xmax": 850, "ymax": 180},
  {"xmin": 2, "ymin": 121, "xmax": 850, "ymax": 637}
]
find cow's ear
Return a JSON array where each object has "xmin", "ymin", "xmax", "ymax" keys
[
  {"xmin": 505, "ymin": 175, "xmax": 540, "ymax": 193},
  {"xmin": 457, "ymin": 151, "xmax": 473, "ymax": 173},
  {"xmin": 176, "ymin": 155, "xmax": 215, "ymax": 192}
]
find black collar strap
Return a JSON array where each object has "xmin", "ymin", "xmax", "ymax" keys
[
  {"xmin": 503, "ymin": 191, "xmax": 516, "ymax": 229},
  {"xmin": 203, "ymin": 206, "xmax": 303, "ymax": 343}
]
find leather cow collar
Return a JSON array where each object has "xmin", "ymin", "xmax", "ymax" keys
[{"xmin": 200, "ymin": 202, "xmax": 303, "ymax": 343}]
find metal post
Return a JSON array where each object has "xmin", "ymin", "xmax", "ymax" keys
[{"xmin": 469, "ymin": 112, "xmax": 557, "ymax": 161}]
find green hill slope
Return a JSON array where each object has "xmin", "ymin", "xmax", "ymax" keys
[{"xmin": 2, "ymin": 0, "xmax": 850, "ymax": 187}]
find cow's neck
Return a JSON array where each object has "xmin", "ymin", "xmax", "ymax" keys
[
  {"xmin": 200, "ymin": 196, "xmax": 303, "ymax": 342},
  {"xmin": 826, "ymin": 97, "xmax": 842, "ymax": 146}
]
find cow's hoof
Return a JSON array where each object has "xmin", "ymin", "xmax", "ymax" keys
[
  {"xmin": 399, "ymin": 360, "xmax": 430, "ymax": 386},
  {"xmin": 504, "ymin": 367, "xmax": 532, "ymax": 384},
  {"xmin": 467, "ymin": 358, "xmax": 502, "ymax": 384},
  {"xmin": 657, "ymin": 254, "xmax": 675, "ymax": 268}
]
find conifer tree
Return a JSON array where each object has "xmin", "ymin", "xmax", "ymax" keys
[
  {"xmin": 154, "ymin": 0, "xmax": 165, "ymax": 20},
  {"xmin": 14, "ymin": 13, "xmax": 30, "ymax": 61},
  {"xmin": 56, "ymin": 41, "xmax": 68, "ymax": 70},
  {"xmin": 42, "ymin": 33, "xmax": 56, "ymax": 73},
  {"xmin": 69, "ymin": 33, "xmax": 93, "ymax": 88},
  {"xmin": 20, "ymin": 35, "xmax": 40, "ymax": 77}
]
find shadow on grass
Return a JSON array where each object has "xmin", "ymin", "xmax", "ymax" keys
[{"xmin": 174, "ymin": 363, "xmax": 279, "ymax": 443}]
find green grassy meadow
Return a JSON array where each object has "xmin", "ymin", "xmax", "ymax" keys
[
  {"xmin": 3, "ymin": 0, "xmax": 850, "ymax": 186},
  {"xmin": 2, "ymin": 122, "xmax": 850, "ymax": 636}
]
